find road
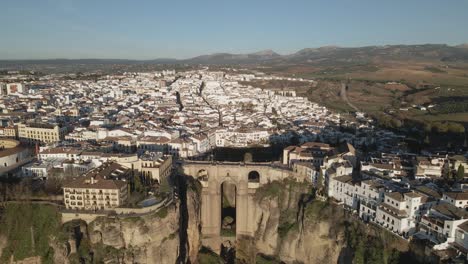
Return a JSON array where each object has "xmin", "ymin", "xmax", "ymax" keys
[{"xmin": 341, "ymin": 83, "xmax": 360, "ymax": 112}]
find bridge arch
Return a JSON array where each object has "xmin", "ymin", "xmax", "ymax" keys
[
  {"xmin": 181, "ymin": 162, "xmax": 294, "ymax": 254},
  {"xmin": 220, "ymin": 180, "xmax": 237, "ymax": 238}
]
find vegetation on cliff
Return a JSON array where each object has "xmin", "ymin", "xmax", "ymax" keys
[
  {"xmin": 251, "ymin": 179, "xmax": 426, "ymax": 264},
  {"xmin": 197, "ymin": 246, "xmax": 224, "ymax": 264},
  {"xmin": 0, "ymin": 203, "xmax": 63, "ymax": 263},
  {"xmin": 345, "ymin": 219, "xmax": 404, "ymax": 264}
]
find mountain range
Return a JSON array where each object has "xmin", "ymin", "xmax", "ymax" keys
[{"xmin": 2, "ymin": 44, "xmax": 468, "ymax": 67}]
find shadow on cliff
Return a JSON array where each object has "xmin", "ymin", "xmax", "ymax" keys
[
  {"xmin": 176, "ymin": 173, "xmax": 202, "ymax": 264},
  {"xmin": 176, "ymin": 172, "xmax": 189, "ymax": 264}
]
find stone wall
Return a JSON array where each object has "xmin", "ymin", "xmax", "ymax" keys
[{"xmin": 61, "ymin": 197, "xmax": 173, "ymax": 224}]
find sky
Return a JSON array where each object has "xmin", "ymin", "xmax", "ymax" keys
[{"xmin": 1, "ymin": 0, "xmax": 468, "ymax": 60}]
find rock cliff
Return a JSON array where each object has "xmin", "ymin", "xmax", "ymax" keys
[
  {"xmin": 88, "ymin": 205, "xmax": 180, "ymax": 264},
  {"xmin": 51, "ymin": 204, "xmax": 179, "ymax": 264},
  {"xmin": 1, "ymin": 177, "xmax": 414, "ymax": 264},
  {"xmin": 237, "ymin": 179, "xmax": 346, "ymax": 264}
]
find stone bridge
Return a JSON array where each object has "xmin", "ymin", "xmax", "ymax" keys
[{"xmin": 182, "ymin": 161, "xmax": 294, "ymax": 253}]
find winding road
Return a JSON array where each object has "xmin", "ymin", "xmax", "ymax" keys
[{"xmin": 341, "ymin": 83, "xmax": 360, "ymax": 112}]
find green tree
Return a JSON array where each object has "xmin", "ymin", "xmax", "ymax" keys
[
  {"xmin": 423, "ymin": 122, "xmax": 432, "ymax": 133},
  {"xmin": 432, "ymin": 122, "xmax": 448, "ymax": 133},
  {"xmin": 353, "ymin": 240, "xmax": 365, "ymax": 264},
  {"xmin": 367, "ymin": 243, "xmax": 384, "ymax": 264},
  {"xmin": 457, "ymin": 165, "xmax": 465, "ymax": 181},
  {"xmin": 424, "ymin": 135, "xmax": 430, "ymax": 145},
  {"xmin": 447, "ymin": 122, "xmax": 465, "ymax": 134},
  {"xmin": 134, "ymin": 174, "xmax": 143, "ymax": 192},
  {"xmin": 159, "ymin": 176, "xmax": 172, "ymax": 195},
  {"xmin": 387, "ymin": 249, "xmax": 401, "ymax": 264}
]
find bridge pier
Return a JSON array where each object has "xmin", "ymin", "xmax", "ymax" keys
[{"xmin": 182, "ymin": 162, "xmax": 293, "ymax": 255}]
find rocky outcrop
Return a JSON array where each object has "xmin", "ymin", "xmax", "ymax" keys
[
  {"xmin": 85, "ymin": 204, "xmax": 180, "ymax": 264},
  {"xmin": 48, "ymin": 238, "xmax": 70, "ymax": 264},
  {"xmin": 239, "ymin": 179, "xmax": 346, "ymax": 264},
  {"xmin": 7, "ymin": 256, "xmax": 42, "ymax": 264},
  {"xmin": 185, "ymin": 184, "xmax": 202, "ymax": 263}
]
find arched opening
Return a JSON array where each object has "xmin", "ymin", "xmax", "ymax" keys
[
  {"xmin": 221, "ymin": 181, "xmax": 236, "ymax": 237},
  {"xmin": 248, "ymin": 171, "xmax": 260, "ymax": 183}
]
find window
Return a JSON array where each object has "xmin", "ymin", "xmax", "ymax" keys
[{"xmin": 248, "ymin": 171, "xmax": 260, "ymax": 183}]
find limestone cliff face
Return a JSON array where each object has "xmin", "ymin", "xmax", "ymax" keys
[
  {"xmin": 275, "ymin": 219, "xmax": 344, "ymax": 263},
  {"xmin": 49, "ymin": 238, "xmax": 70, "ymax": 264},
  {"xmin": 185, "ymin": 186, "xmax": 202, "ymax": 263},
  {"xmin": 86, "ymin": 204, "xmax": 180, "ymax": 264},
  {"xmin": 244, "ymin": 180, "xmax": 346, "ymax": 264}
]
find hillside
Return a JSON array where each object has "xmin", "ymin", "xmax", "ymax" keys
[{"xmin": 2, "ymin": 44, "xmax": 468, "ymax": 68}]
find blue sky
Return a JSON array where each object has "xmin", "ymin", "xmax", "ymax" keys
[{"xmin": 1, "ymin": 0, "xmax": 467, "ymax": 59}]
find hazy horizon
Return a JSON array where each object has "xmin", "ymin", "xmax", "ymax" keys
[
  {"xmin": 1, "ymin": 43, "xmax": 467, "ymax": 61},
  {"xmin": 1, "ymin": 0, "xmax": 468, "ymax": 60}
]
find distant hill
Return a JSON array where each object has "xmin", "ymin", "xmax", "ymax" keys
[
  {"xmin": 0, "ymin": 58, "xmax": 178, "ymax": 66},
  {"xmin": 182, "ymin": 44, "xmax": 468, "ymax": 65},
  {"xmin": 2, "ymin": 44, "xmax": 468, "ymax": 68},
  {"xmin": 186, "ymin": 49, "xmax": 281, "ymax": 64}
]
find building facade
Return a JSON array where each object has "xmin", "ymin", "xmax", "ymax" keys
[{"xmin": 18, "ymin": 122, "xmax": 67, "ymax": 144}]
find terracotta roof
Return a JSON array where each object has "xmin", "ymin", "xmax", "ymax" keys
[
  {"xmin": 380, "ymin": 203, "xmax": 408, "ymax": 218},
  {"xmin": 404, "ymin": 191, "xmax": 423, "ymax": 198},
  {"xmin": 457, "ymin": 220, "xmax": 468, "ymax": 232},
  {"xmin": 40, "ymin": 147, "xmax": 81, "ymax": 155},
  {"xmin": 444, "ymin": 192, "xmax": 468, "ymax": 201},
  {"xmin": 385, "ymin": 192, "xmax": 405, "ymax": 202},
  {"xmin": 63, "ymin": 175, "xmax": 126, "ymax": 190},
  {"xmin": 138, "ymin": 136, "xmax": 170, "ymax": 143},
  {"xmin": 433, "ymin": 203, "xmax": 468, "ymax": 220},
  {"xmin": 334, "ymin": 175, "xmax": 353, "ymax": 184},
  {"xmin": 0, "ymin": 145, "xmax": 28, "ymax": 158},
  {"xmin": 415, "ymin": 186, "xmax": 442, "ymax": 199}
]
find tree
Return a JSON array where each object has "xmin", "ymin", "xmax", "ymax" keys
[
  {"xmin": 159, "ymin": 176, "xmax": 171, "ymax": 195},
  {"xmin": 457, "ymin": 165, "xmax": 465, "ymax": 181},
  {"xmin": 447, "ymin": 122, "xmax": 465, "ymax": 134},
  {"xmin": 424, "ymin": 135, "xmax": 430, "ymax": 145},
  {"xmin": 133, "ymin": 174, "xmax": 143, "ymax": 192},
  {"xmin": 387, "ymin": 249, "xmax": 401, "ymax": 264},
  {"xmin": 353, "ymin": 240, "xmax": 365, "ymax": 264},
  {"xmin": 44, "ymin": 174, "xmax": 63, "ymax": 195},
  {"xmin": 316, "ymin": 169, "xmax": 324, "ymax": 192}
]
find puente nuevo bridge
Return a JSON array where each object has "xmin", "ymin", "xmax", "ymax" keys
[{"xmin": 182, "ymin": 161, "xmax": 297, "ymax": 253}]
